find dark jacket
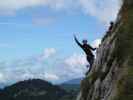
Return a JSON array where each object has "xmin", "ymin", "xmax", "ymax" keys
[{"xmin": 74, "ymin": 36, "xmax": 96, "ymax": 57}]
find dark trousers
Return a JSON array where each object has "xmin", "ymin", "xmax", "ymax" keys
[{"xmin": 86, "ymin": 55, "xmax": 94, "ymax": 72}]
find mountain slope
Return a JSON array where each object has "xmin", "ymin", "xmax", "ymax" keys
[
  {"xmin": 77, "ymin": 0, "xmax": 133, "ymax": 100},
  {"xmin": 61, "ymin": 78, "xmax": 82, "ymax": 85},
  {"xmin": 59, "ymin": 78, "xmax": 81, "ymax": 100},
  {"xmin": 0, "ymin": 79, "xmax": 68, "ymax": 100}
]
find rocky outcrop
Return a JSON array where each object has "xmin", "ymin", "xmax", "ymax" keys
[{"xmin": 77, "ymin": 0, "xmax": 133, "ymax": 100}]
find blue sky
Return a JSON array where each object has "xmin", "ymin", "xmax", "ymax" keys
[{"xmin": 0, "ymin": 0, "xmax": 121, "ymax": 86}]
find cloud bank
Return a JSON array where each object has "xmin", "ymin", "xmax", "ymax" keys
[
  {"xmin": 38, "ymin": 48, "xmax": 56, "ymax": 61},
  {"xmin": 0, "ymin": 48, "xmax": 88, "ymax": 87},
  {"xmin": 92, "ymin": 39, "xmax": 101, "ymax": 48},
  {"xmin": 0, "ymin": 0, "xmax": 121, "ymax": 23}
]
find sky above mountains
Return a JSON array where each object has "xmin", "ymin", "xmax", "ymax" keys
[{"xmin": 0, "ymin": 0, "xmax": 121, "ymax": 87}]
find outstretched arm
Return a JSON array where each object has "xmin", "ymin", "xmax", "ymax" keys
[
  {"xmin": 87, "ymin": 44, "xmax": 96, "ymax": 51},
  {"xmin": 74, "ymin": 35, "xmax": 83, "ymax": 48}
]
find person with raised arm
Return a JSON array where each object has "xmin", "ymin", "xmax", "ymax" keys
[{"xmin": 74, "ymin": 35, "xmax": 96, "ymax": 72}]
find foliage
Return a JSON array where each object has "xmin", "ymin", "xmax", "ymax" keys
[{"xmin": 0, "ymin": 79, "xmax": 77, "ymax": 100}]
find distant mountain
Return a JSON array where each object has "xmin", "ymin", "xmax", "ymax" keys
[
  {"xmin": 0, "ymin": 79, "xmax": 70, "ymax": 100},
  {"xmin": 0, "ymin": 83, "xmax": 6, "ymax": 89},
  {"xmin": 61, "ymin": 78, "xmax": 82, "ymax": 85},
  {"xmin": 59, "ymin": 78, "xmax": 82, "ymax": 98}
]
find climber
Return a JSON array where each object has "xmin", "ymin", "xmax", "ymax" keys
[
  {"xmin": 74, "ymin": 35, "xmax": 96, "ymax": 72},
  {"xmin": 107, "ymin": 21, "xmax": 114, "ymax": 33}
]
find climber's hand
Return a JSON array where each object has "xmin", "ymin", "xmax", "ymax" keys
[{"xmin": 93, "ymin": 48, "xmax": 97, "ymax": 51}]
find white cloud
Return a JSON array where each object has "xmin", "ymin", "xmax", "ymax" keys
[
  {"xmin": 0, "ymin": 73, "xmax": 8, "ymax": 84},
  {"xmin": 0, "ymin": 0, "xmax": 121, "ymax": 23},
  {"xmin": 38, "ymin": 48, "xmax": 56, "ymax": 61},
  {"xmin": 0, "ymin": 0, "xmax": 66, "ymax": 14},
  {"xmin": 79, "ymin": 0, "xmax": 121, "ymax": 23},
  {"xmin": 43, "ymin": 48, "xmax": 56, "ymax": 58},
  {"xmin": 91, "ymin": 39, "xmax": 101, "ymax": 48},
  {"xmin": 63, "ymin": 53, "xmax": 88, "ymax": 75},
  {"xmin": 44, "ymin": 73, "xmax": 59, "ymax": 81},
  {"xmin": 64, "ymin": 53, "xmax": 87, "ymax": 67},
  {"xmin": 21, "ymin": 73, "xmax": 35, "ymax": 80},
  {"xmin": 0, "ymin": 52, "xmax": 86, "ymax": 86},
  {"xmin": 0, "ymin": 73, "xmax": 4, "ymax": 82}
]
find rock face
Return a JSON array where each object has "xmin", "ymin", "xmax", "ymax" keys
[{"xmin": 77, "ymin": 0, "xmax": 133, "ymax": 100}]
